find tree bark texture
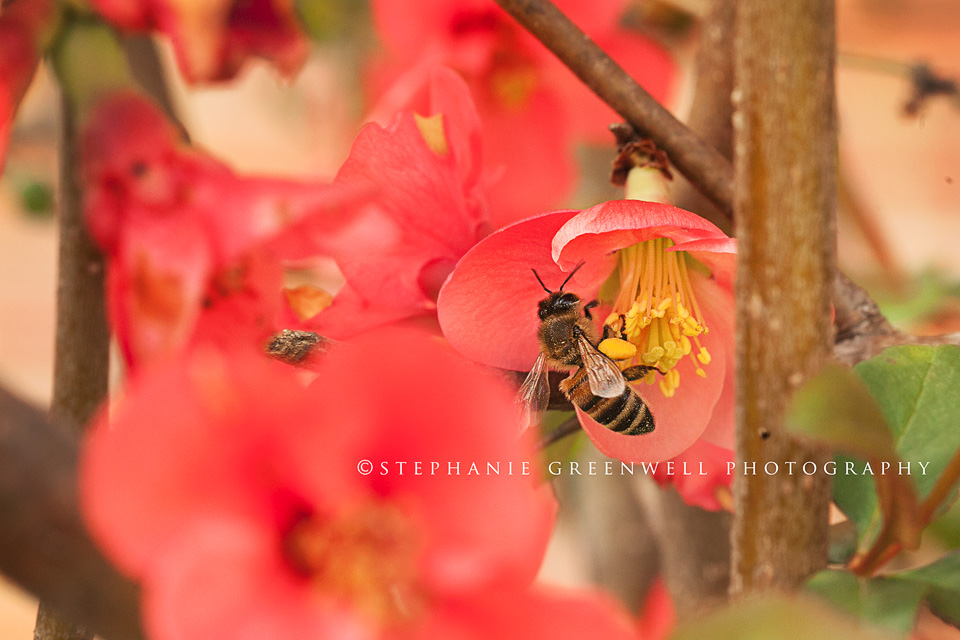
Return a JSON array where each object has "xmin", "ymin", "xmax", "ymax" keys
[{"xmin": 730, "ymin": 0, "xmax": 837, "ymax": 594}]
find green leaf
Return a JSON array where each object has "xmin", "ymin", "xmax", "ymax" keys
[
  {"xmin": 807, "ymin": 569, "xmax": 925, "ymax": 635},
  {"xmin": 894, "ymin": 551, "xmax": 960, "ymax": 626},
  {"xmin": 671, "ymin": 594, "xmax": 895, "ymax": 640},
  {"xmin": 785, "ymin": 364, "xmax": 895, "ymax": 460},
  {"xmin": 831, "ymin": 345, "xmax": 960, "ymax": 547}
]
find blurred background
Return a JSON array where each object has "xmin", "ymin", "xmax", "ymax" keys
[{"xmin": 1, "ymin": 0, "xmax": 959, "ymax": 636}]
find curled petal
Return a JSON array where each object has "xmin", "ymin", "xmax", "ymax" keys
[
  {"xmin": 553, "ymin": 199, "xmax": 728, "ymax": 272},
  {"xmin": 671, "ymin": 236, "xmax": 737, "ymax": 290}
]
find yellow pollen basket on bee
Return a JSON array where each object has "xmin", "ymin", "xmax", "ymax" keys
[{"xmin": 603, "ymin": 237, "xmax": 710, "ymax": 398}]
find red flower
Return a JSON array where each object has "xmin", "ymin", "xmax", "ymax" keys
[
  {"xmin": 81, "ymin": 90, "xmax": 364, "ymax": 371},
  {"xmin": 367, "ymin": 0, "xmax": 675, "ymax": 225},
  {"xmin": 88, "ymin": 0, "xmax": 309, "ymax": 82},
  {"xmin": 438, "ymin": 199, "xmax": 736, "ymax": 462},
  {"xmin": 0, "ymin": 0, "xmax": 55, "ymax": 175},
  {"xmin": 650, "ymin": 438, "xmax": 733, "ymax": 512},
  {"xmin": 636, "ymin": 578, "xmax": 675, "ymax": 640},
  {"xmin": 301, "ymin": 66, "xmax": 492, "ymax": 339},
  {"xmin": 80, "ymin": 329, "xmax": 638, "ymax": 639}
]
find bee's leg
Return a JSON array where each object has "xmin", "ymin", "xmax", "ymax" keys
[
  {"xmin": 621, "ymin": 365, "xmax": 658, "ymax": 381},
  {"xmin": 583, "ymin": 299, "xmax": 599, "ymax": 320},
  {"xmin": 601, "ymin": 314, "xmax": 629, "ymax": 341}
]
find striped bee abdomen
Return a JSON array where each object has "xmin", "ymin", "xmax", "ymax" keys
[{"xmin": 560, "ymin": 368, "xmax": 655, "ymax": 435}]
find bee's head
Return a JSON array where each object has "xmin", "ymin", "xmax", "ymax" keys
[
  {"xmin": 538, "ymin": 291, "xmax": 581, "ymax": 319},
  {"xmin": 531, "ymin": 264, "xmax": 586, "ymax": 319}
]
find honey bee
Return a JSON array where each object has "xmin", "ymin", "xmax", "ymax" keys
[{"xmin": 518, "ymin": 266, "xmax": 656, "ymax": 435}]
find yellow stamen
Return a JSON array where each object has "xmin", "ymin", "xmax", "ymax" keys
[{"xmin": 604, "ymin": 238, "xmax": 711, "ymax": 397}]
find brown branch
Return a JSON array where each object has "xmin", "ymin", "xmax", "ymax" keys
[
  {"xmin": 122, "ymin": 35, "xmax": 190, "ymax": 140},
  {"xmin": 492, "ymin": 0, "xmax": 735, "ymax": 219},
  {"xmin": 833, "ymin": 273, "xmax": 960, "ymax": 366},
  {"xmin": 0, "ymin": 386, "xmax": 144, "ymax": 640},
  {"xmin": 670, "ymin": 0, "xmax": 736, "ymax": 234},
  {"xmin": 35, "ymin": 73, "xmax": 113, "ymax": 640},
  {"xmin": 730, "ymin": 0, "xmax": 836, "ymax": 594}
]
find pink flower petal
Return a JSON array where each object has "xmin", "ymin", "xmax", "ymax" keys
[
  {"xmin": 695, "ymin": 277, "xmax": 735, "ymax": 448},
  {"xmin": 109, "ymin": 216, "xmax": 213, "ymax": 370},
  {"xmin": 0, "ymin": 0, "xmax": 52, "ymax": 175},
  {"xmin": 651, "ymin": 438, "xmax": 733, "ymax": 512},
  {"xmin": 480, "ymin": 85, "xmax": 575, "ymax": 228},
  {"xmin": 438, "ymin": 210, "xmax": 614, "ymax": 371},
  {"xmin": 553, "ymin": 199, "xmax": 728, "ymax": 271},
  {"xmin": 143, "ymin": 516, "xmax": 369, "ymax": 640},
  {"xmin": 90, "ymin": 0, "xmax": 309, "ymax": 83},
  {"xmin": 291, "ymin": 330, "xmax": 556, "ymax": 592},
  {"xmin": 671, "ymin": 236, "xmax": 737, "ymax": 290},
  {"xmin": 429, "ymin": 585, "xmax": 640, "ymax": 640},
  {"xmin": 80, "ymin": 350, "xmax": 315, "ymax": 576}
]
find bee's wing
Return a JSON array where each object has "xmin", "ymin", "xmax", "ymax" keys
[
  {"xmin": 517, "ymin": 352, "xmax": 551, "ymax": 427},
  {"xmin": 577, "ymin": 333, "xmax": 626, "ymax": 398}
]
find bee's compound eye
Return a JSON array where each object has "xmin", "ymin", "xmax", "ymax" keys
[
  {"xmin": 538, "ymin": 306, "xmax": 549, "ymax": 320},
  {"xmin": 557, "ymin": 293, "xmax": 579, "ymax": 307}
]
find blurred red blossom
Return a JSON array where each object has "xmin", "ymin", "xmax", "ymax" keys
[
  {"xmin": 81, "ymin": 90, "xmax": 365, "ymax": 372},
  {"xmin": 636, "ymin": 578, "xmax": 675, "ymax": 640},
  {"xmin": 81, "ymin": 329, "xmax": 638, "ymax": 639},
  {"xmin": 0, "ymin": 0, "xmax": 55, "ymax": 175},
  {"xmin": 438, "ymin": 200, "xmax": 736, "ymax": 462},
  {"xmin": 650, "ymin": 438, "xmax": 733, "ymax": 512},
  {"xmin": 88, "ymin": 0, "xmax": 309, "ymax": 82},
  {"xmin": 367, "ymin": 0, "xmax": 675, "ymax": 225},
  {"xmin": 302, "ymin": 66, "xmax": 493, "ymax": 339}
]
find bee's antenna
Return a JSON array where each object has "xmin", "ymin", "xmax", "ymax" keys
[
  {"xmin": 531, "ymin": 269, "xmax": 552, "ymax": 293},
  {"xmin": 559, "ymin": 261, "xmax": 586, "ymax": 291}
]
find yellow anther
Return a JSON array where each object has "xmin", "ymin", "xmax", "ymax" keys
[
  {"xmin": 657, "ymin": 298, "xmax": 673, "ymax": 312},
  {"xmin": 697, "ymin": 347, "xmax": 712, "ymax": 365},
  {"xmin": 641, "ymin": 347, "xmax": 664, "ymax": 365},
  {"xmin": 695, "ymin": 368, "xmax": 707, "ymax": 378},
  {"xmin": 599, "ymin": 338, "xmax": 637, "ymax": 361},
  {"xmin": 658, "ymin": 379, "xmax": 675, "ymax": 397},
  {"xmin": 680, "ymin": 335, "xmax": 692, "ymax": 355}
]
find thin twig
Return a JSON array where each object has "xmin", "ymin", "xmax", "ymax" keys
[
  {"xmin": 35, "ymin": 62, "xmax": 112, "ymax": 640},
  {"xmin": 537, "ymin": 416, "xmax": 582, "ymax": 450},
  {"xmin": 492, "ymin": 0, "xmax": 735, "ymax": 219}
]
